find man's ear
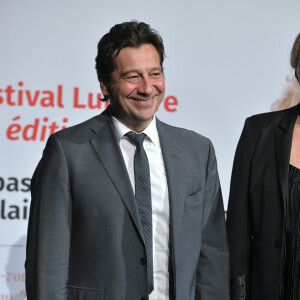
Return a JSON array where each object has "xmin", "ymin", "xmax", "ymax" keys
[{"xmin": 100, "ymin": 81, "xmax": 109, "ymax": 96}]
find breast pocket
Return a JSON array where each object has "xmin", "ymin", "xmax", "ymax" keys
[
  {"xmin": 67, "ymin": 286, "xmax": 104, "ymax": 300},
  {"xmin": 183, "ymin": 189, "xmax": 204, "ymax": 245},
  {"xmin": 184, "ymin": 189, "xmax": 204, "ymax": 208}
]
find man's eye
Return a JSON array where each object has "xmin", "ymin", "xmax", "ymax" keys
[
  {"xmin": 126, "ymin": 75, "xmax": 138, "ymax": 80},
  {"xmin": 151, "ymin": 72, "xmax": 161, "ymax": 77}
]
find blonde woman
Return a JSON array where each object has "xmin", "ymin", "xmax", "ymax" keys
[{"xmin": 227, "ymin": 33, "xmax": 300, "ymax": 299}]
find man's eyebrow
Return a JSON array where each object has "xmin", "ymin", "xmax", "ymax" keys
[{"xmin": 150, "ymin": 67, "xmax": 163, "ymax": 73}]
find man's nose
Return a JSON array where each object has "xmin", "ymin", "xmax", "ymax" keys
[{"xmin": 137, "ymin": 76, "xmax": 155, "ymax": 96}]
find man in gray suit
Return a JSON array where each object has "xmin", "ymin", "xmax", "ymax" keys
[{"xmin": 25, "ymin": 21, "xmax": 229, "ymax": 300}]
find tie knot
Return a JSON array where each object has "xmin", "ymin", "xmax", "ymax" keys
[{"xmin": 126, "ymin": 131, "xmax": 147, "ymax": 147}]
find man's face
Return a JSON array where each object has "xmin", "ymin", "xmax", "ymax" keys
[{"xmin": 101, "ymin": 44, "xmax": 165, "ymax": 132}]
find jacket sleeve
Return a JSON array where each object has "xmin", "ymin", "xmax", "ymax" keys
[
  {"xmin": 25, "ymin": 134, "xmax": 71, "ymax": 300},
  {"xmin": 196, "ymin": 140, "xmax": 230, "ymax": 300},
  {"xmin": 226, "ymin": 118, "xmax": 258, "ymax": 299}
]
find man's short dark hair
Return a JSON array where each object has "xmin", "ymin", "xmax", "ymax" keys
[{"xmin": 95, "ymin": 21, "xmax": 165, "ymax": 101}]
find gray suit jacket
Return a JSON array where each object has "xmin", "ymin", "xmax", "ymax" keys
[{"xmin": 25, "ymin": 108, "xmax": 229, "ymax": 300}]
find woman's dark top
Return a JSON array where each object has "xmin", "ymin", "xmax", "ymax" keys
[{"xmin": 279, "ymin": 164, "xmax": 300, "ymax": 299}]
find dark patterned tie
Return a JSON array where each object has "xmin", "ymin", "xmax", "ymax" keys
[{"xmin": 126, "ymin": 131, "xmax": 153, "ymax": 294}]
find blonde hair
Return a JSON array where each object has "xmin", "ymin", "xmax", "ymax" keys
[
  {"xmin": 271, "ymin": 33, "xmax": 300, "ymax": 111},
  {"xmin": 271, "ymin": 76, "xmax": 300, "ymax": 111}
]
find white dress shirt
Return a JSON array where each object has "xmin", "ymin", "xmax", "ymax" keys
[{"xmin": 112, "ymin": 116, "xmax": 170, "ymax": 299}]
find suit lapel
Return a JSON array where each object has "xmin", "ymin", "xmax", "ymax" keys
[
  {"xmin": 89, "ymin": 110, "xmax": 145, "ymax": 242},
  {"xmin": 274, "ymin": 104, "xmax": 299, "ymax": 215},
  {"xmin": 157, "ymin": 119, "xmax": 184, "ymax": 283}
]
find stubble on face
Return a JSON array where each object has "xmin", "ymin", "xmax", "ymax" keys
[{"xmin": 103, "ymin": 44, "xmax": 165, "ymax": 132}]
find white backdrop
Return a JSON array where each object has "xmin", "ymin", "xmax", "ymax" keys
[{"xmin": 1, "ymin": 0, "xmax": 300, "ymax": 298}]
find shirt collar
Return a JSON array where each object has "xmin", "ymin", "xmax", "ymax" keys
[{"xmin": 112, "ymin": 116, "xmax": 160, "ymax": 147}]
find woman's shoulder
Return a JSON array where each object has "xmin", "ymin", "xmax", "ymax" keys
[{"xmin": 246, "ymin": 104, "xmax": 299, "ymax": 130}]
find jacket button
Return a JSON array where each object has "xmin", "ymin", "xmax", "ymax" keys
[
  {"xmin": 275, "ymin": 239, "xmax": 282, "ymax": 248},
  {"xmin": 140, "ymin": 257, "xmax": 147, "ymax": 265}
]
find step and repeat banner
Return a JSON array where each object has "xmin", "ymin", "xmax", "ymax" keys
[{"xmin": 1, "ymin": 0, "xmax": 300, "ymax": 298}]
